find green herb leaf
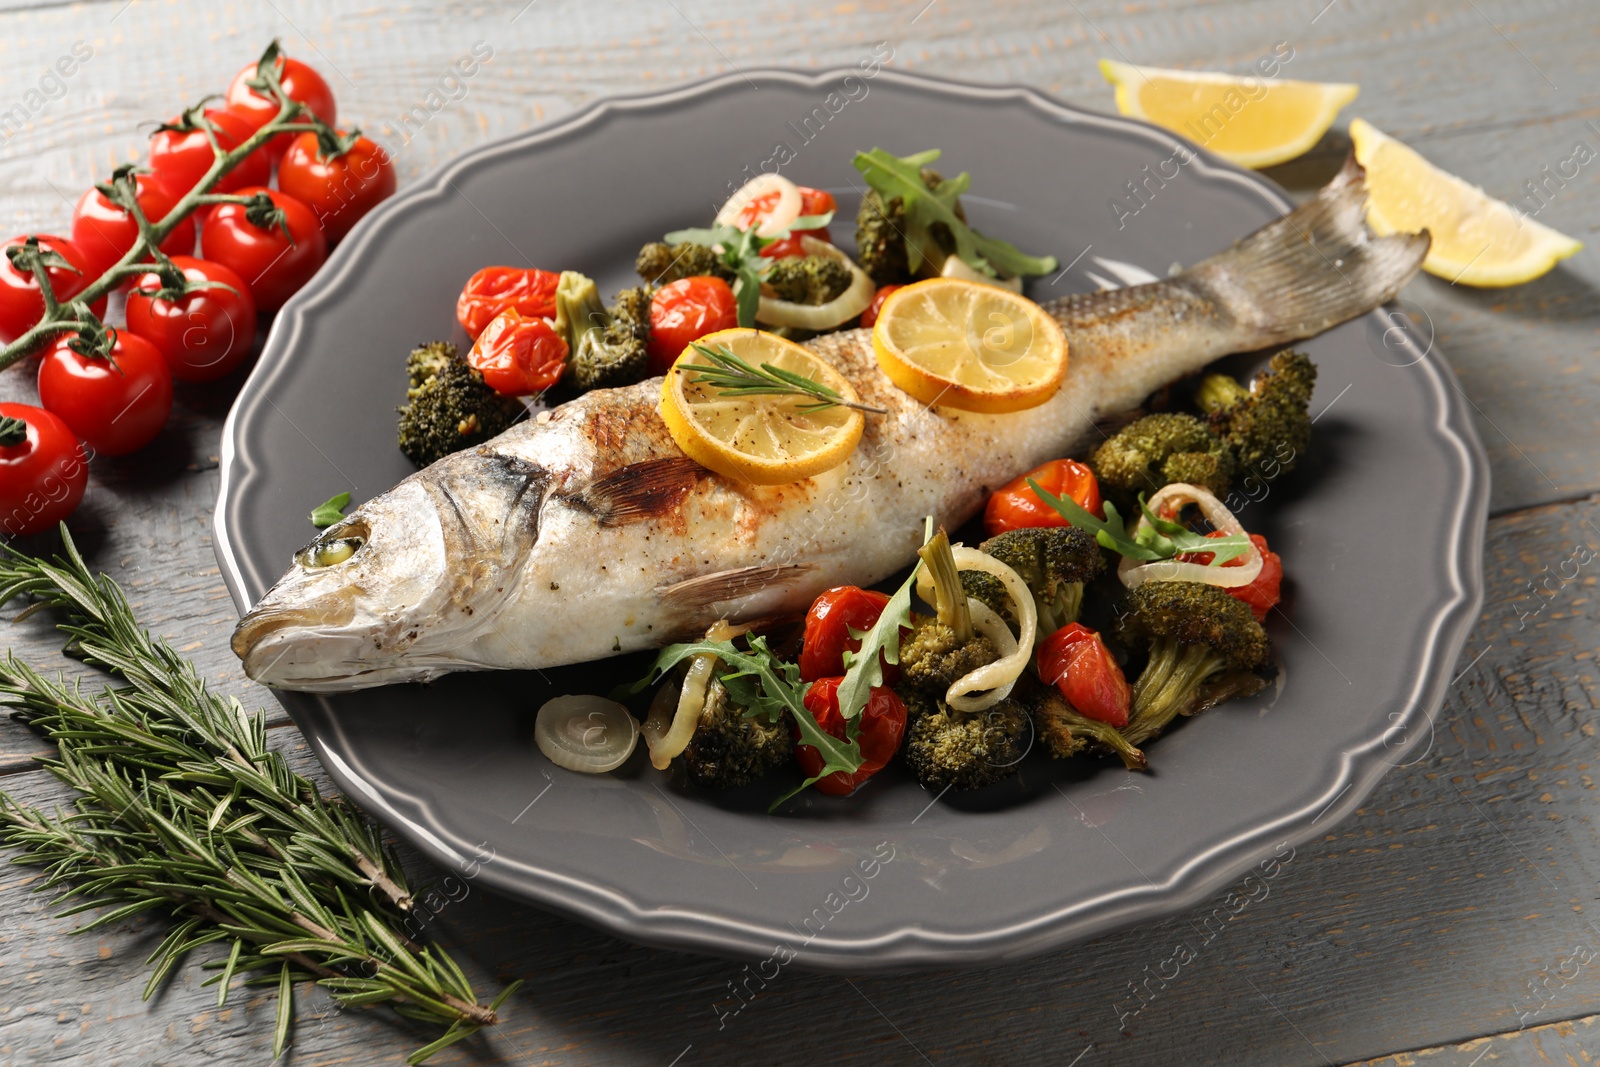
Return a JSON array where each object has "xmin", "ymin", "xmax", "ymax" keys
[
  {"xmin": 1026, "ymin": 478, "xmax": 1254, "ymax": 564},
  {"xmin": 679, "ymin": 341, "xmax": 886, "ymax": 415},
  {"xmin": 309, "ymin": 492, "xmax": 351, "ymax": 528},
  {"xmin": 835, "ymin": 549, "xmax": 923, "ymax": 724}
]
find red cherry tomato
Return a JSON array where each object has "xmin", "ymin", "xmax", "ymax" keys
[
  {"xmin": 0, "ymin": 236, "xmax": 106, "ymax": 345},
  {"xmin": 800, "ymin": 585, "xmax": 906, "ymax": 684},
  {"xmin": 70, "ymin": 174, "xmax": 196, "ymax": 278},
  {"xmin": 38, "ymin": 331, "xmax": 173, "ymax": 457},
  {"xmin": 859, "ymin": 283, "xmax": 902, "ymax": 329},
  {"xmin": 199, "ymin": 187, "xmax": 327, "ymax": 311},
  {"xmin": 0, "ymin": 403, "xmax": 89, "ymax": 537},
  {"xmin": 796, "ymin": 676, "xmax": 908, "ymax": 796},
  {"xmin": 224, "ymin": 52, "xmax": 337, "ymax": 163},
  {"xmin": 277, "ymin": 132, "xmax": 396, "ymax": 244},
  {"xmin": 149, "ymin": 108, "xmax": 272, "ymax": 201},
  {"xmin": 466, "ymin": 309, "xmax": 568, "ymax": 396},
  {"xmin": 1177, "ymin": 532, "xmax": 1283, "ymax": 622},
  {"xmin": 646, "ymin": 277, "xmax": 739, "ymax": 374},
  {"xmin": 754, "ymin": 187, "xmax": 837, "ymax": 258},
  {"xmin": 1036, "ymin": 623, "xmax": 1131, "ymax": 727},
  {"xmin": 985, "ymin": 458, "xmax": 1104, "ymax": 537},
  {"xmin": 455, "ymin": 267, "xmax": 562, "ymax": 340},
  {"xmin": 125, "ymin": 257, "xmax": 257, "ymax": 383}
]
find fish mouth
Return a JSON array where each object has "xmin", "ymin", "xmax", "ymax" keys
[{"xmin": 232, "ymin": 592, "xmax": 356, "ymax": 682}]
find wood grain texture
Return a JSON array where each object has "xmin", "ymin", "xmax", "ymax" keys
[{"xmin": 0, "ymin": 1, "xmax": 1596, "ymax": 1064}]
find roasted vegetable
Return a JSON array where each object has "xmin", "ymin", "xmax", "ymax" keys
[
  {"xmin": 1014, "ymin": 673, "xmax": 1146, "ymax": 770},
  {"xmin": 1089, "ymin": 412, "xmax": 1236, "ymax": 509},
  {"xmin": 1115, "ymin": 580, "xmax": 1274, "ymax": 746},
  {"xmin": 553, "ymin": 272, "xmax": 652, "ymax": 392},
  {"xmin": 980, "ymin": 525, "xmax": 1104, "ymax": 636},
  {"xmin": 1196, "ymin": 349, "xmax": 1318, "ymax": 482},
  {"xmin": 761, "ymin": 254, "xmax": 853, "ymax": 305},
  {"xmin": 396, "ymin": 341, "xmax": 523, "ymax": 467},
  {"xmin": 635, "ymin": 241, "xmax": 735, "ymax": 286},
  {"xmin": 678, "ymin": 677, "xmax": 794, "ymax": 789},
  {"xmin": 899, "ymin": 688, "xmax": 1030, "ymax": 790},
  {"xmin": 900, "ymin": 529, "xmax": 999, "ymax": 695}
]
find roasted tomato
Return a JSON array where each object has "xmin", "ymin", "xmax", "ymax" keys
[
  {"xmin": 37, "ymin": 331, "xmax": 173, "ymax": 457},
  {"xmin": 456, "ymin": 266, "xmax": 562, "ymax": 340},
  {"xmin": 796, "ymin": 676, "xmax": 909, "ymax": 796},
  {"xmin": 985, "ymin": 458, "xmax": 1103, "ymax": 536},
  {"xmin": 756, "ymin": 187, "xmax": 838, "ymax": 258},
  {"xmin": 125, "ymin": 257, "xmax": 257, "ymax": 382},
  {"xmin": 1178, "ymin": 531, "xmax": 1283, "ymax": 622},
  {"xmin": 224, "ymin": 51, "xmax": 337, "ymax": 163},
  {"xmin": 199, "ymin": 187, "xmax": 327, "ymax": 311},
  {"xmin": 1036, "ymin": 623, "xmax": 1131, "ymax": 727},
  {"xmin": 800, "ymin": 585, "xmax": 905, "ymax": 684},
  {"xmin": 276, "ymin": 132, "xmax": 396, "ymax": 244},
  {"xmin": 70, "ymin": 173, "xmax": 196, "ymax": 277},
  {"xmin": 859, "ymin": 283, "xmax": 903, "ymax": 329},
  {"xmin": 0, "ymin": 402, "xmax": 89, "ymax": 537},
  {"xmin": 148, "ymin": 108, "xmax": 272, "ymax": 200},
  {"xmin": 467, "ymin": 308, "xmax": 568, "ymax": 396},
  {"xmin": 0, "ymin": 236, "xmax": 106, "ymax": 345},
  {"xmin": 647, "ymin": 276, "xmax": 739, "ymax": 374}
]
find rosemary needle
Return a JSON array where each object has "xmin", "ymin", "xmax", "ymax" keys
[{"xmin": 682, "ymin": 341, "xmax": 887, "ymax": 415}]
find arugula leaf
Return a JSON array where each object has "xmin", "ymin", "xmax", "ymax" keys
[
  {"xmin": 625, "ymin": 635, "xmax": 863, "ymax": 811},
  {"xmin": 1025, "ymin": 479, "xmax": 1253, "ymax": 565},
  {"xmin": 835, "ymin": 566, "xmax": 917, "ymax": 725},
  {"xmin": 663, "ymin": 209, "xmax": 840, "ymax": 329},
  {"xmin": 852, "ymin": 148, "xmax": 1059, "ymax": 279},
  {"xmin": 309, "ymin": 492, "xmax": 350, "ymax": 528}
]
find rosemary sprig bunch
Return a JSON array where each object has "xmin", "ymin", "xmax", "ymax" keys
[
  {"xmin": 0, "ymin": 531, "xmax": 518, "ymax": 1064},
  {"xmin": 682, "ymin": 341, "xmax": 887, "ymax": 415}
]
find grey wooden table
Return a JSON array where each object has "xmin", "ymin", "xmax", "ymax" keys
[{"xmin": 1, "ymin": 1, "xmax": 1597, "ymax": 1064}]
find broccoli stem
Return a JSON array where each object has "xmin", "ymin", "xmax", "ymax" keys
[
  {"xmin": 1124, "ymin": 638, "xmax": 1230, "ymax": 745},
  {"xmin": 918, "ymin": 528, "xmax": 972, "ymax": 642},
  {"xmin": 1051, "ymin": 582, "xmax": 1086, "ymax": 634}
]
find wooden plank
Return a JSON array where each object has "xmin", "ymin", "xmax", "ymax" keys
[{"xmin": 1347, "ymin": 1013, "xmax": 1600, "ymax": 1066}]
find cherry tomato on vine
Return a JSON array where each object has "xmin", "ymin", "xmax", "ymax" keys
[
  {"xmin": 984, "ymin": 458, "xmax": 1103, "ymax": 537},
  {"xmin": 277, "ymin": 131, "xmax": 396, "ymax": 244},
  {"xmin": 749, "ymin": 187, "xmax": 837, "ymax": 258},
  {"xmin": 224, "ymin": 52, "xmax": 337, "ymax": 163},
  {"xmin": 125, "ymin": 257, "xmax": 257, "ymax": 383},
  {"xmin": 149, "ymin": 108, "xmax": 272, "ymax": 201},
  {"xmin": 0, "ymin": 403, "xmax": 88, "ymax": 537},
  {"xmin": 800, "ymin": 585, "xmax": 904, "ymax": 684},
  {"xmin": 467, "ymin": 308, "xmax": 568, "ymax": 396},
  {"xmin": 456, "ymin": 267, "xmax": 562, "ymax": 340},
  {"xmin": 199, "ymin": 187, "xmax": 327, "ymax": 311},
  {"xmin": 37, "ymin": 331, "xmax": 173, "ymax": 457},
  {"xmin": 0, "ymin": 236, "xmax": 106, "ymax": 346},
  {"xmin": 796, "ymin": 676, "xmax": 908, "ymax": 796},
  {"xmin": 1177, "ymin": 531, "xmax": 1283, "ymax": 622},
  {"xmin": 859, "ymin": 283, "xmax": 902, "ymax": 329},
  {"xmin": 70, "ymin": 173, "xmax": 196, "ymax": 278},
  {"xmin": 1036, "ymin": 623, "xmax": 1131, "ymax": 728},
  {"xmin": 647, "ymin": 276, "xmax": 739, "ymax": 374}
]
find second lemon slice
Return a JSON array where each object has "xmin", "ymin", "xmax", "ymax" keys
[
  {"xmin": 872, "ymin": 278, "xmax": 1067, "ymax": 413},
  {"xmin": 660, "ymin": 328, "xmax": 866, "ymax": 485},
  {"xmin": 1100, "ymin": 59, "xmax": 1357, "ymax": 169}
]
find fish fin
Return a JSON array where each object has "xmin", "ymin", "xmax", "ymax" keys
[
  {"xmin": 1185, "ymin": 154, "xmax": 1430, "ymax": 346},
  {"xmin": 564, "ymin": 456, "xmax": 706, "ymax": 526},
  {"xmin": 657, "ymin": 563, "xmax": 816, "ymax": 611}
]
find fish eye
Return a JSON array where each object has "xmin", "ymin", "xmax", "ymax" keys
[{"xmin": 297, "ymin": 519, "xmax": 369, "ymax": 569}]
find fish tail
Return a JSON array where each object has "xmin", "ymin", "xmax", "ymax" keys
[{"xmin": 1186, "ymin": 154, "xmax": 1430, "ymax": 348}]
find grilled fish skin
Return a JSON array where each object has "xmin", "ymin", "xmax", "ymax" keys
[{"xmin": 233, "ymin": 159, "xmax": 1427, "ymax": 692}]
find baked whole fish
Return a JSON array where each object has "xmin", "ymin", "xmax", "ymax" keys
[{"xmin": 233, "ymin": 159, "xmax": 1427, "ymax": 692}]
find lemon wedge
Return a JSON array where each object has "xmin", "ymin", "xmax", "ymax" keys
[
  {"xmin": 1350, "ymin": 118, "xmax": 1582, "ymax": 287},
  {"xmin": 871, "ymin": 278, "xmax": 1067, "ymax": 413},
  {"xmin": 660, "ymin": 329, "xmax": 866, "ymax": 485},
  {"xmin": 1100, "ymin": 59, "xmax": 1357, "ymax": 169}
]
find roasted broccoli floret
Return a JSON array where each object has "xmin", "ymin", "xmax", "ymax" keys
[
  {"xmin": 1115, "ymin": 581, "xmax": 1274, "ymax": 746},
  {"xmin": 762, "ymin": 255, "xmax": 852, "ymax": 305},
  {"xmin": 854, "ymin": 167, "xmax": 962, "ymax": 285},
  {"xmin": 1013, "ymin": 673, "xmax": 1146, "ymax": 770},
  {"xmin": 678, "ymin": 677, "xmax": 794, "ymax": 789},
  {"xmin": 1196, "ymin": 349, "xmax": 1318, "ymax": 483},
  {"xmin": 900, "ymin": 529, "xmax": 999, "ymax": 695},
  {"xmin": 1090, "ymin": 412, "xmax": 1237, "ymax": 509},
  {"xmin": 396, "ymin": 341, "xmax": 523, "ymax": 467},
  {"xmin": 959, "ymin": 569, "xmax": 1009, "ymax": 619},
  {"xmin": 899, "ymin": 688, "xmax": 1031, "ymax": 790},
  {"xmin": 980, "ymin": 525, "xmax": 1105, "ymax": 636},
  {"xmin": 635, "ymin": 241, "xmax": 735, "ymax": 286},
  {"xmin": 553, "ymin": 272, "xmax": 651, "ymax": 392}
]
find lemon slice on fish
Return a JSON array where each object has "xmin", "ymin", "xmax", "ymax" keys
[
  {"xmin": 1100, "ymin": 59, "xmax": 1357, "ymax": 169},
  {"xmin": 660, "ymin": 328, "xmax": 866, "ymax": 485},
  {"xmin": 1351, "ymin": 118, "xmax": 1582, "ymax": 287},
  {"xmin": 871, "ymin": 278, "xmax": 1066, "ymax": 413}
]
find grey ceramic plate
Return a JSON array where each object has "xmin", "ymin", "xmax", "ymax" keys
[{"xmin": 214, "ymin": 69, "xmax": 1487, "ymax": 971}]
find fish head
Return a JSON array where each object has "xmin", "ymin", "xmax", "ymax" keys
[{"xmin": 231, "ymin": 452, "xmax": 547, "ymax": 691}]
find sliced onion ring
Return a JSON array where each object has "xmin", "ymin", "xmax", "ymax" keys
[
  {"xmin": 1116, "ymin": 482, "xmax": 1264, "ymax": 590},
  {"xmin": 535, "ymin": 695, "xmax": 639, "ymax": 773},
  {"xmin": 755, "ymin": 237, "xmax": 876, "ymax": 331},
  {"xmin": 642, "ymin": 620, "xmax": 747, "ymax": 770},
  {"xmin": 714, "ymin": 173, "xmax": 802, "ymax": 238},
  {"xmin": 914, "ymin": 546, "xmax": 1038, "ymax": 712}
]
